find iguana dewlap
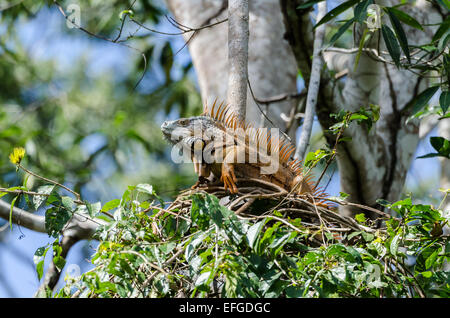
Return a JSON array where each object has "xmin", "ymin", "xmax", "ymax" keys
[{"xmin": 161, "ymin": 101, "xmax": 325, "ymax": 202}]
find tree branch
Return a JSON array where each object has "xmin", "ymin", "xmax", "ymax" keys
[
  {"xmin": 0, "ymin": 200, "xmax": 46, "ymax": 233},
  {"xmin": 52, "ymin": 0, "xmax": 147, "ymax": 89},
  {"xmin": 295, "ymin": 2, "xmax": 327, "ymax": 160},
  {"xmin": 0, "ymin": 198, "xmax": 106, "ymax": 294},
  {"xmin": 252, "ymin": 91, "xmax": 306, "ymax": 105},
  {"xmin": 279, "ymin": 0, "xmax": 314, "ymax": 83},
  {"xmin": 227, "ymin": 0, "xmax": 249, "ymax": 121}
]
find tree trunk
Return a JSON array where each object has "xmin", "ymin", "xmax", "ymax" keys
[
  {"xmin": 281, "ymin": 0, "xmax": 442, "ymax": 218},
  {"xmin": 227, "ymin": 0, "xmax": 249, "ymax": 121},
  {"xmin": 166, "ymin": 0, "xmax": 299, "ymax": 138}
]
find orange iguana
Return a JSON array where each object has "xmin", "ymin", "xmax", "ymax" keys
[{"xmin": 161, "ymin": 101, "xmax": 326, "ymax": 204}]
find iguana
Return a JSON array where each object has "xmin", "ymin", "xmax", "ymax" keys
[{"xmin": 161, "ymin": 101, "xmax": 326, "ymax": 204}]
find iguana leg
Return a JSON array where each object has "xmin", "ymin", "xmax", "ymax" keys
[
  {"xmin": 221, "ymin": 162, "xmax": 238, "ymax": 193},
  {"xmin": 191, "ymin": 176, "xmax": 209, "ymax": 189},
  {"xmin": 220, "ymin": 145, "xmax": 243, "ymax": 194},
  {"xmin": 192, "ymin": 158, "xmax": 211, "ymax": 189}
]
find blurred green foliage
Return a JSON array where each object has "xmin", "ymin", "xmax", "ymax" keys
[{"xmin": 0, "ymin": 0, "xmax": 202, "ymax": 203}]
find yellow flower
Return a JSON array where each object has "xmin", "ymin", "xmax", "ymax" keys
[{"xmin": 9, "ymin": 147, "xmax": 26, "ymax": 165}]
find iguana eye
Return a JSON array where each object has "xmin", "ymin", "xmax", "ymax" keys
[{"xmin": 179, "ymin": 119, "xmax": 189, "ymax": 126}]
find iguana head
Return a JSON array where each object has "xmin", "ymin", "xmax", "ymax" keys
[{"xmin": 161, "ymin": 116, "xmax": 223, "ymax": 149}]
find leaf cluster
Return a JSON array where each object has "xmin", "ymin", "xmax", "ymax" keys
[{"xmin": 53, "ymin": 189, "xmax": 449, "ymax": 298}]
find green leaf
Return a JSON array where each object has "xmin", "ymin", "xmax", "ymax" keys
[
  {"xmin": 119, "ymin": 10, "xmax": 134, "ymax": 20},
  {"xmin": 35, "ymin": 259, "xmax": 45, "ymax": 281},
  {"xmin": 440, "ymin": 112, "xmax": 450, "ymax": 120},
  {"xmin": 420, "ymin": 45, "xmax": 437, "ymax": 52},
  {"xmin": 160, "ymin": 42, "xmax": 173, "ymax": 83},
  {"xmin": 45, "ymin": 207, "xmax": 72, "ymax": 238},
  {"xmin": 355, "ymin": 213, "xmax": 367, "ymax": 224},
  {"xmin": 34, "ymin": 246, "xmax": 50, "ymax": 281},
  {"xmin": 386, "ymin": 7, "xmax": 423, "ymax": 31},
  {"xmin": 434, "ymin": 0, "xmax": 450, "ymax": 11},
  {"xmin": 432, "ymin": 17, "xmax": 450, "ymax": 42},
  {"xmin": 101, "ymin": 199, "xmax": 121, "ymax": 212},
  {"xmin": 444, "ymin": 54, "xmax": 450, "ymax": 83},
  {"xmin": 370, "ymin": 241, "xmax": 387, "ymax": 258},
  {"xmin": 386, "ymin": 9, "xmax": 410, "ymax": 63},
  {"xmin": 185, "ymin": 232, "xmax": 207, "ymax": 262},
  {"xmin": 390, "ymin": 234, "xmax": 401, "ymax": 256},
  {"xmin": 438, "ymin": 30, "xmax": 450, "ymax": 53},
  {"xmin": 425, "ymin": 249, "xmax": 440, "ymax": 269},
  {"xmin": 421, "ymin": 136, "xmax": 450, "ymax": 159},
  {"xmin": 347, "ymin": 231, "xmax": 361, "ymax": 240},
  {"xmin": 61, "ymin": 196, "xmax": 74, "ymax": 211},
  {"xmin": 303, "ymin": 251, "xmax": 321, "ymax": 265},
  {"xmin": 339, "ymin": 192, "xmax": 349, "ymax": 199},
  {"xmin": 361, "ymin": 232, "xmax": 374, "ymax": 242},
  {"xmin": 354, "ymin": 28, "xmax": 370, "ymax": 72},
  {"xmin": 346, "ymin": 246, "xmax": 363, "ymax": 263},
  {"xmin": 297, "ymin": 0, "xmax": 325, "ymax": 9},
  {"xmin": 440, "ymin": 91, "xmax": 449, "ymax": 114},
  {"xmin": 417, "ymin": 153, "xmax": 442, "ymax": 159},
  {"xmin": 381, "ymin": 24, "xmax": 401, "ymax": 67},
  {"xmin": 421, "ymin": 271, "xmax": 433, "ymax": 278},
  {"xmin": 9, "ymin": 195, "xmax": 19, "ymax": 231},
  {"xmin": 190, "ymin": 195, "xmax": 210, "ymax": 230},
  {"xmin": 195, "ymin": 271, "xmax": 212, "ymax": 287},
  {"xmin": 85, "ymin": 201, "xmax": 101, "ymax": 218},
  {"xmin": 33, "ymin": 185, "xmax": 56, "ymax": 211},
  {"xmin": 53, "ymin": 255, "xmax": 66, "ymax": 271},
  {"xmin": 430, "ymin": 136, "xmax": 449, "ymax": 154},
  {"xmin": 136, "ymin": 183, "xmax": 154, "ymax": 195},
  {"xmin": 269, "ymin": 232, "xmax": 296, "ymax": 256},
  {"xmin": 375, "ymin": 199, "xmax": 390, "ymax": 207},
  {"xmin": 246, "ymin": 220, "xmax": 266, "ymax": 249},
  {"xmin": 314, "ymin": 0, "xmax": 360, "ymax": 29},
  {"xmin": 327, "ymin": 18, "xmax": 355, "ymax": 47},
  {"xmin": 350, "ymin": 113, "xmax": 368, "ymax": 121},
  {"xmin": 46, "ymin": 191, "xmax": 63, "ymax": 207},
  {"xmin": 286, "ymin": 286, "xmax": 305, "ymax": 298},
  {"xmin": 354, "ymin": 0, "xmax": 372, "ymax": 23},
  {"xmin": 410, "ymin": 86, "xmax": 440, "ymax": 115}
]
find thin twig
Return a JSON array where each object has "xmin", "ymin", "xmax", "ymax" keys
[
  {"xmin": 18, "ymin": 164, "xmax": 81, "ymax": 201},
  {"xmin": 52, "ymin": 0, "xmax": 147, "ymax": 90}
]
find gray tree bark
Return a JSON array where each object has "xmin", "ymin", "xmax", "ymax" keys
[
  {"xmin": 295, "ymin": 2, "xmax": 327, "ymax": 161},
  {"xmin": 166, "ymin": 0, "xmax": 299, "ymax": 138},
  {"xmin": 227, "ymin": 0, "xmax": 249, "ymax": 121}
]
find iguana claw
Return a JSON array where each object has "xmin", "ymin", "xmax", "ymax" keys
[
  {"xmin": 191, "ymin": 176, "xmax": 209, "ymax": 189},
  {"xmin": 221, "ymin": 163, "xmax": 238, "ymax": 194}
]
